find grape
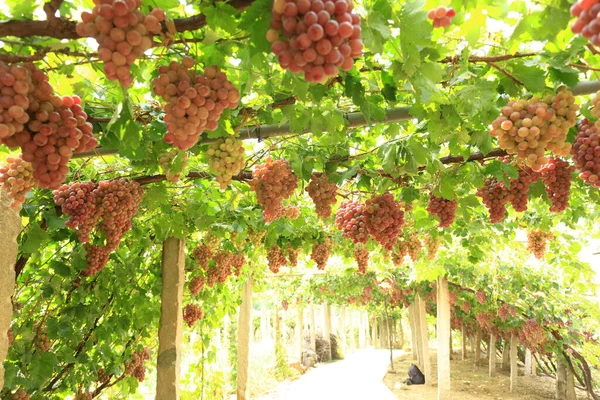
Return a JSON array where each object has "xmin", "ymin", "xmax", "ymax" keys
[
  {"xmin": 476, "ymin": 290, "xmax": 486, "ymax": 305},
  {"xmin": 189, "ymin": 275, "xmax": 205, "ymax": 296},
  {"xmin": 505, "ymin": 163, "xmax": 540, "ymax": 212},
  {"xmin": 267, "ymin": 246, "xmax": 287, "ymax": 274},
  {"xmin": 427, "ymin": 6, "xmax": 456, "ymax": 28},
  {"xmin": 426, "ymin": 193, "xmax": 457, "ymax": 228},
  {"xmin": 7, "ymin": 327, "xmax": 14, "ymax": 347},
  {"xmin": 424, "ymin": 234, "xmax": 440, "ymax": 260},
  {"xmin": 476, "ymin": 311, "xmax": 494, "ymax": 333},
  {"xmin": 268, "ymin": 0, "xmax": 363, "ymax": 82},
  {"xmin": 0, "ymin": 62, "xmax": 34, "ymax": 142},
  {"xmin": 207, "ymin": 137, "xmax": 245, "ymax": 189},
  {"xmin": 193, "ymin": 244, "xmax": 212, "ymax": 271},
  {"xmin": 526, "ymin": 229, "xmax": 552, "ymax": 259},
  {"xmin": 208, "ymin": 250, "xmax": 234, "ymax": 286},
  {"xmin": 354, "ymin": 245, "xmax": 369, "ymax": 275},
  {"xmin": 284, "ymin": 206, "xmax": 300, "ymax": 219},
  {"xmin": 335, "ymin": 200, "xmax": 369, "ymax": 243},
  {"xmin": 0, "ymin": 154, "xmax": 35, "ymax": 208},
  {"xmin": 158, "ymin": 149, "xmax": 188, "ymax": 182},
  {"xmin": 11, "ymin": 389, "xmax": 30, "ymax": 400},
  {"xmin": 125, "ymin": 347, "xmax": 150, "ymax": 382},
  {"xmin": 77, "ymin": 1, "xmax": 166, "ymax": 86},
  {"xmin": 183, "ymin": 304, "xmax": 203, "ymax": 327},
  {"xmin": 518, "ymin": 319, "xmax": 546, "ymax": 352},
  {"xmin": 360, "ymin": 285, "xmax": 372, "ymax": 303},
  {"xmin": 405, "ymin": 234, "xmax": 422, "ymax": 262},
  {"xmin": 497, "ymin": 303, "xmax": 515, "ymax": 322},
  {"xmin": 152, "ymin": 60, "xmax": 240, "ymax": 150},
  {"xmin": 476, "ymin": 178, "xmax": 510, "ymax": 223},
  {"xmin": 364, "ymin": 192, "xmax": 405, "ymax": 250},
  {"xmin": 53, "ymin": 181, "xmax": 98, "ymax": 242},
  {"xmin": 74, "ymin": 393, "xmax": 92, "ymax": 400},
  {"xmin": 34, "ymin": 327, "xmax": 51, "ymax": 352},
  {"xmin": 490, "ymin": 87, "xmax": 578, "ymax": 171},
  {"xmin": 571, "ymin": 118, "xmax": 600, "ymax": 187},
  {"xmin": 203, "ymin": 232, "xmax": 222, "ymax": 251},
  {"xmin": 287, "ymin": 246, "xmax": 300, "ymax": 267},
  {"xmin": 392, "ymin": 239, "xmax": 408, "ymax": 266},
  {"xmin": 249, "ymin": 157, "xmax": 298, "ymax": 222},
  {"xmin": 305, "ymin": 172, "xmax": 337, "ymax": 218},
  {"xmin": 461, "ymin": 301, "xmax": 471, "ymax": 313},
  {"xmin": 310, "ymin": 241, "xmax": 330, "ymax": 270},
  {"xmin": 448, "ymin": 290, "xmax": 457, "ymax": 306},
  {"xmin": 232, "ymin": 252, "xmax": 246, "ymax": 277},
  {"xmin": 539, "ymin": 157, "xmax": 573, "ymax": 212},
  {"xmin": 571, "ymin": 0, "xmax": 600, "ymax": 45}
]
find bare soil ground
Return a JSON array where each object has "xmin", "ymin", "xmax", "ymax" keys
[{"xmin": 384, "ymin": 350, "xmax": 588, "ymax": 400}]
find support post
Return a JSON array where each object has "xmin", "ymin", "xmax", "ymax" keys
[
  {"xmin": 0, "ymin": 190, "xmax": 20, "ymax": 389},
  {"xmin": 297, "ymin": 303, "xmax": 303, "ymax": 364},
  {"xmin": 502, "ymin": 340, "xmax": 510, "ymax": 370},
  {"xmin": 416, "ymin": 294, "xmax": 432, "ymax": 386},
  {"xmin": 566, "ymin": 360, "xmax": 576, "ymax": 400},
  {"xmin": 489, "ymin": 333, "xmax": 497, "ymax": 377},
  {"xmin": 525, "ymin": 348, "xmax": 533, "ymax": 375},
  {"xmin": 475, "ymin": 329, "xmax": 482, "ymax": 366},
  {"xmin": 236, "ymin": 277, "xmax": 253, "ymax": 400},
  {"xmin": 156, "ymin": 237, "xmax": 186, "ymax": 400},
  {"xmin": 310, "ymin": 305, "xmax": 316, "ymax": 352},
  {"xmin": 408, "ymin": 303, "xmax": 419, "ymax": 361},
  {"xmin": 323, "ymin": 302, "xmax": 332, "ymax": 361},
  {"xmin": 461, "ymin": 325, "xmax": 467, "ymax": 360},
  {"xmin": 556, "ymin": 353, "xmax": 576, "ymax": 400},
  {"xmin": 510, "ymin": 334, "xmax": 518, "ymax": 393},
  {"xmin": 358, "ymin": 310, "xmax": 366, "ymax": 348},
  {"xmin": 339, "ymin": 306, "xmax": 346, "ymax": 352},
  {"xmin": 436, "ymin": 277, "xmax": 451, "ymax": 399}
]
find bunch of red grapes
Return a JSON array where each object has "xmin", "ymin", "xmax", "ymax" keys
[
  {"xmin": 53, "ymin": 178, "xmax": 144, "ymax": 275},
  {"xmin": 571, "ymin": 118, "xmax": 600, "ymax": 187},
  {"xmin": 335, "ymin": 200, "xmax": 369, "ymax": 243},
  {"xmin": 74, "ymin": 393, "xmax": 92, "ymax": 400},
  {"xmin": 461, "ymin": 301, "xmax": 471, "ymax": 313},
  {"xmin": 183, "ymin": 304, "xmax": 203, "ymax": 327},
  {"xmin": 571, "ymin": 0, "xmax": 600, "ymax": 45},
  {"xmin": 476, "ymin": 290, "xmax": 486, "ymax": 305},
  {"xmin": 392, "ymin": 239, "xmax": 408, "ymax": 267},
  {"xmin": 475, "ymin": 311, "xmax": 494, "ymax": 333},
  {"xmin": 0, "ymin": 62, "xmax": 34, "ymax": 141},
  {"xmin": 427, "ymin": 6, "xmax": 455, "ymax": 28},
  {"xmin": 476, "ymin": 178, "xmax": 510, "ymax": 223},
  {"xmin": 310, "ymin": 241, "xmax": 330, "ymax": 270},
  {"xmin": 507, "ymin": 166, "xmax": 540, "ymax": 212},
  {"xmin": 11, "ymin": 389, "xmax": 30, "ymax": 400},
  {"xmin": 364, "ymin": 192, "xmax": 404, "ymax": 250},
  {"xmin": 0, "ymin": 154, "xmax": 34, "ymax": 208},
  {"xmin": 424, "ymin": 234, "xmax": 440, "ymax": 260},
  {"xmin": 207, "ymin": 250, "xmax": 234, "ymax": 287},
  {"xmin": 77, "ymin": 1, "xmax": 166, "ymax": 86},
  {"xmin": 232, "ymin": 252, "xmax": 246, "ymax": 277},
  {"xmin": 405, "ymin": 234, "xmax": 422, "ymax": 262},
  {"xmin": 519, "ymin": 319, "xmax": 546, "ymax": 352},
  {"xmin": 490, "ymin": 88, "xmax": 578, "ymax": 171},
  {"xmin": 448, "ymin": 290, "xmax": 457, "ymax": 306},
  {"xmin": 267, "ymin": 246, "xmax": 287, "ymax": 274},
  {"xmin": 152, "ymin": 58, "xmax": 240, "ymax": 150},
  {"xmin": 282, "ymin": 300, "xmax": 289, "ymax": 311},
  {"xmin": 193, "ymin": 243, "xmax": 213, "ymax": 270},
  {"xmin": 426, "ymin": 193, "xmax": 457, "ymax": 228},
  {"xmin": 497, "ymin": 303, "xmax": 516, "ymax": 322},
  {"xmin": 125, "ymin": 347, "xmax": 150, "ymax": 382},
  {"xmin": 287, "ymin": 246, "xmax": 300, "ymax": 267},
  {"xmin": 189, "ymin": 275, "xmax": 205, "ymax": 296},
  {"xmin": 305, "ymin": 172, "xmax": 337, "ymax": 218},
  {"xmin": 158, "ymin": 149, "xmax": 188, "ymax": 183},
  {"xmin": 527, "ymin": 229, "xmax": 553, "ymax": 260},
  {"xmin": 354, "ymin": 245, "xmax": 369, "ymax": 274},
  {"xmin": 250, "ymin": 158, "xmax": 298, "ymax": 222},
  {"xmin": 285, "ymin": 205, "xmax": 300, "ymax": 219},
  {"xmin": 266, "ymin": 0, "xmax": 363, "ymax": 83},
  {"xmin": 34, "ymin": 328, "xmax": 51, "ymax": 352},
  {"xmin": 539, "ymin": 157, "xmax": 573, "ymax": 212}
]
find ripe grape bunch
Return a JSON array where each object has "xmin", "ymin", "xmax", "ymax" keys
[
  {"xmin": 426, "ymin": 193, "xmax": 457, "ymax": 228},
  {"xmin": 405, "ymin": 234, "xmax": 422, "ymax": 262},
  {"xmin": 364, "ymin": 192, "xmax": 405, "ymax": 250},
  {"xmin": 267, "ymin": 246, "xmax": 287, "ymax": 274},
  {"xmin": 74, "ymin": 393, "xmax": 92, "ymax": 400},
  {"xmin": 287, "ymin": 246, "xmax": 300, "ymax": 267},
  {"xmin": 0, "ymin": 154, "xmax": 34, "ymax": 208},
  {"xmin": 207, "ymin": 137, "xmax": 245, "ymax": 189},
  {"xmin": 125, "ymin": 347, "xmax": 150, "ymax": 383},
  {"xmin": 0, "ymin": 62, "xmax": 34, "ymax": 141},
  {"xmin": 305, "ymin": 172, "xmax": 337, "ymax": 218},
  {"xmin": 335, "ymin": 200, "xmax": 369, "ymax": 243},
  {"xmin": 152, "ymin": 58, "xmax": 240, "ymax": 150},
  {"xmin": 354, "ymin": 245, "xmax": 369, "ymax": 274},
  {"xmin": 392, "ymin": 240, "xmax": 408, "ymax": 266},
  {"xmin": 519, "ymin": 319, "xmax": 546, "ymax": 351},
  {"xmin": 77, "ymin": 1, "xmax": 166, "ymax": 87},
  {"xmin": 54, "ymin": 179, "xmax": 143, "ymax": 275},
  {"xmin": 232, "ymin": 252, "xmax": 246, "ymax": 277},
  {"xmin": 526, "ymin": 229, "xmax": 553, "ymax": 260},
  {"xmin": 250, "ymin": 158, "xmax": 298, "ymax": 222},
  {"xmin": 424, "ymin": 234, "xmax": 440, "ymax": 260},
  {"xmin": 193, "ymin": 243, "xmax": 213, "ymax": 270},
  {"xmin": 476, "ymin": 178, "xmax": 511, "ymax": 223},
  {"xmin": 427, "ymin": 6, "xmax": 455, "ymax": 28},
  {"xmin": 189, "ymin": 275, "xmax": 205, "ymax": 296},
  {"xmin": 285, "ymin": 206, "xmax": 300, "ymax": 219},
  {"xmin": 571, "ymin": 0, "xmax": 600, "ymax": 45},
  {"xmin": 11, "ymin": 389, "xmax": 29, "ymax": 400},
  {"xmin": 476, "ymin": 290, "xmax": 486, "ymax": 305},
  {"xmin": 183, "ymin": 304, "xmax": 203, "ymax": 327},
  {"xmin": 34, "ymin": 328, "xmax": 51, "ymax": 352},
  {"xmin": 207, "ymin": 250, "xmax": 234, "ymax": 287},
  {"xmin": 266, "ymin": 0, "xmax": 363, "ymax": 82},
  {"xmin": 158, "ymin": 149, "xmax": 187, "ymax": 182},
  {"xmin": 490, "ymin": 87, "xmax": 578, "ymax": 171},
  {"xmin": 497, "ymin": 303, "xmax": 515, "ymax": 322},
  {"xmin": 539, "ymin": 157, "xmax": 573, "ymax": 212},
  {"xmin": 310, "ymin": 241, "xmax": 330, "ymax": 270},
  {"xmin": 571, "ymin": 118, "xmax": 600, "ymax": 187},
  {"xmin": 507, "ymin": 165, "xmax": 540, "ymax": 212}
]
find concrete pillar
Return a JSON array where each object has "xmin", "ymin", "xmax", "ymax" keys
[
  {"xmin": 0, "ymin": 190, "xmax": 21, "ymax": 388},
  {"xmin": 510, "ymin": 334, "xmax": 518, "ymax": 392},
  {"xmin": 156, "ymin": 237, "xmax": 186, "ymax": 400},
  {"xmin": 475, "ymin": 329, "xmax": 482, "ymax": 366},
  {"xmin": 297, "ymin": 304, "xmax": 304, "ymax": 363},
  {"xmin": 503, "ymin": 340, "xmax": 510, "ymax": 370},
  {"xmin": 461, "ymin": 325, "xmax": 467, "ymax": 360},
  {"xmin": 323, "ymin": 302, "xmax": 332, "ymax": 361},
  {"xmin": 236, "ymin": 277, "xmax": 253, "ymax": 400},
  {"xmin": 556, "ymin": 353, "xmax": 576, "ymax": 400},
  {"xmin": 358, "ymin": 310, "xmax": 366, "ymax": 348},
  {"xmin": 489, "ymin": 334, "xmax": 497, "ymax": 377},
  {"xmin": 408, "ymin": 303, "xmax": 418, "ymax": 361},
  {"xmin": 339, "ymin": 306, "xmax": 346, "ymax": 351},
  {"xmin": 310, "ymin": 305, "xmax": 316, "ymax": 352},
  {"xmin": 525, "ymin": 348, "xmax": 533, "ymax": 375},
  {"xmin": 416, "ymin": 295, "xmax": 432, "ymax": 385},
  {"xmin": 436, "ymin": 277, "xmax": 451, "ymax": 399},
  {"xmin": 566, "ymin": 360, "xmax": 576, "ymax": 400}
]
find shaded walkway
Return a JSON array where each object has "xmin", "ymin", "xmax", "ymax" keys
[{"xmin": 260, "ymin": 349, "xmax": 399, "ymax": 400}]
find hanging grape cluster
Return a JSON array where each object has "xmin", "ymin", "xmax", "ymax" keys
[
  {"xmin": 354, "ymin": 245, "xmax": 369, "ymax": 275},
  {"xmin": 364, "ymin": 192, "xmax": 405, "ymax": 250},
  {"xmin": 476, "ymin": 178, "xmax": 511, "ymax": 223},
  {"xmin": 305, "ymin": 172, "xmax": 337, "ymax": 218},
  {"xmin": 490, "ymin": 88, "xmax": 578, "ymax": 170},
  {"xmin": 282, "ymin": 300, "xmax": 289, "ymax": 311},
  {"xmin": 507, "ymin": 166, "xmax": 540, "ymax": 212},
  {"xmin": 267, "ymin": 246, "xmax": 287, "ymax": 274},
  {"xmin": 426, "ymin": 193, "xmax": 457, "ymax": 228},
  {"xmin": 539, "ymin": 157, "xmax": 573, "ymax": 212},
  {"xmin": 497, "ymin": 303, "xmax": 515, "ymax": 322},
  {"xmin": 310, "ymin": 241, "xmax": 330, "ymax": 270},
  {"xmin": 11, "ymin": 389, "xmax": 29, "ymax": 400},
  {"xmin": 207, "ymin": 137, "xmax": 246, "ymax": 189},
  {"xmin": 519, "ymin": 319, "xmax": 546, "ymax": 352},
  {"xmin": 572, "ymin": 118, "xmax": 600, "ymax": 187},
  {"xmin": 189, "ymin": 275, "xmax": 205, "ymax": 296},
  {"xmin": 207, "ymin": 250, "xmax": 234, "ymax": 287},
  {"xmin": 476, "ymin": 290, "xmax": 487, "ymax": 305},
  {"xmin": 54, "ymin": 179, "xmax": 143, "ymax": 275},
  {"xmin": 250, "ymin": 158, "xmax": 298, "ymax": 222},
  {"xmin": 405, "ymin": 234, "xmax": 422, "ymax": 262},
  {"xmin": 285, "ymin": 206, "xmax": 300, "ymax": 219},
  {"xmin": 392, "ymin": 240, "xmax": 408, "ymax": 267},
  {"xmin": 125, "ymin": 347, "xmax": 150, "ymax": 382},
  {"xmin": 461, "ymin": 301, "xmax": 471, "ymax": 313},
  {"xmin": 77, "ymin": 1, "xmax": 166, "ymax": 86},
  {"xmin": 0, "ymin": 155, "xmax": 34, "ymax": 208},
  {"xmin": 193, "ymin": 243, "xmax": 213, "ymax": 270},
  {"xmin": 287, "ymin": 246, "xmax": 300, "ymax": 267},
  {"xmin": 571, "ymin": 0, "xmax": 600, "ymax": 45},
  {"xmin": 267, "ymin": 0, "xmax": 363, "ymax": 82},
  {"xmin": 0, "ymin": 63, "xmax": 33, "ymax": 141},
  {"xmin": 158, "ymin": 149, "xmax": 187, "ymax": 182},
  {"xmin": 335, "ymin": 200, "xmax": 369, "ymax": 243},
  {"xmin": 34, "ymin": 328, "xmax": 51, "ymax": 352},
  {"xmin": 232, "ymin": 253, "xmax": 246, "ymax": 277},
  {"xmin": 427, "ymin": 6, "xmax": 455, "ymax": 28},
  {"xmin": 424, "ymin": 234, "xmax": 440, "ymax": 260},
  {"xmin": 74, "ymin": 393, "xmax": 92, "ymax": 400},
  {"xmin": 152, "ymin": 58, "xmax": 240, "ymax": 150},
  {"xmin": 527, "ymin": 229, "xmax": 553, "ymax": 260},
  {"xmin": 183, "ymin": 304, "xmax": 203, "ymax": 328}
]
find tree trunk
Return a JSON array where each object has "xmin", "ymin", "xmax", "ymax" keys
[
  {"xmin": 510, "ymin": 334, "xmax": 518, "ymax": 393},
  {"xmin": 436, "ymin": 277, "xmax": 451, "ymax": 399},
  {"xmin": 489, "ymin": 334, "xmax": 497, "ymax": 377},
  {"xmin": 156, "ymin": 237, "xmax": 186, "ymax": 400},
  {"xmin": 236, "ymin": 277, "xmax": 253, "ymax": 400},
  {"xmin": 323, "ymin": 302, "xmax": 332, "ymax": 361},
  {"xmin": 0, "ymin": 190, "xmax": 20, "ymax": 389}
]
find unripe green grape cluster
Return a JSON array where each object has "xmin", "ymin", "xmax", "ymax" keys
[{"xmin": 207, "ymin": 137, "xmax": 245, "ymax": 189}]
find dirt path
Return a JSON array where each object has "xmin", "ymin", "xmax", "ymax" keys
[{"xmin": 257, "ymin": 348, "xmax": 398, "ymax": 400}]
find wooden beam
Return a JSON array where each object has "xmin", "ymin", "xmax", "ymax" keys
[
  {"xmin": 436, "ymin": 277, "xmax": 451, "ymax": 399},
  {"xmin": 156, "ymin": 237, "xmax": 186, "ymax": 400},
  {"xmin": 510, "ymin": 334, "xmax": 518, "ymax": 392},
  {"xmin": 236, "ymin": 277, "xmax": 253, "ymax": 400}
]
